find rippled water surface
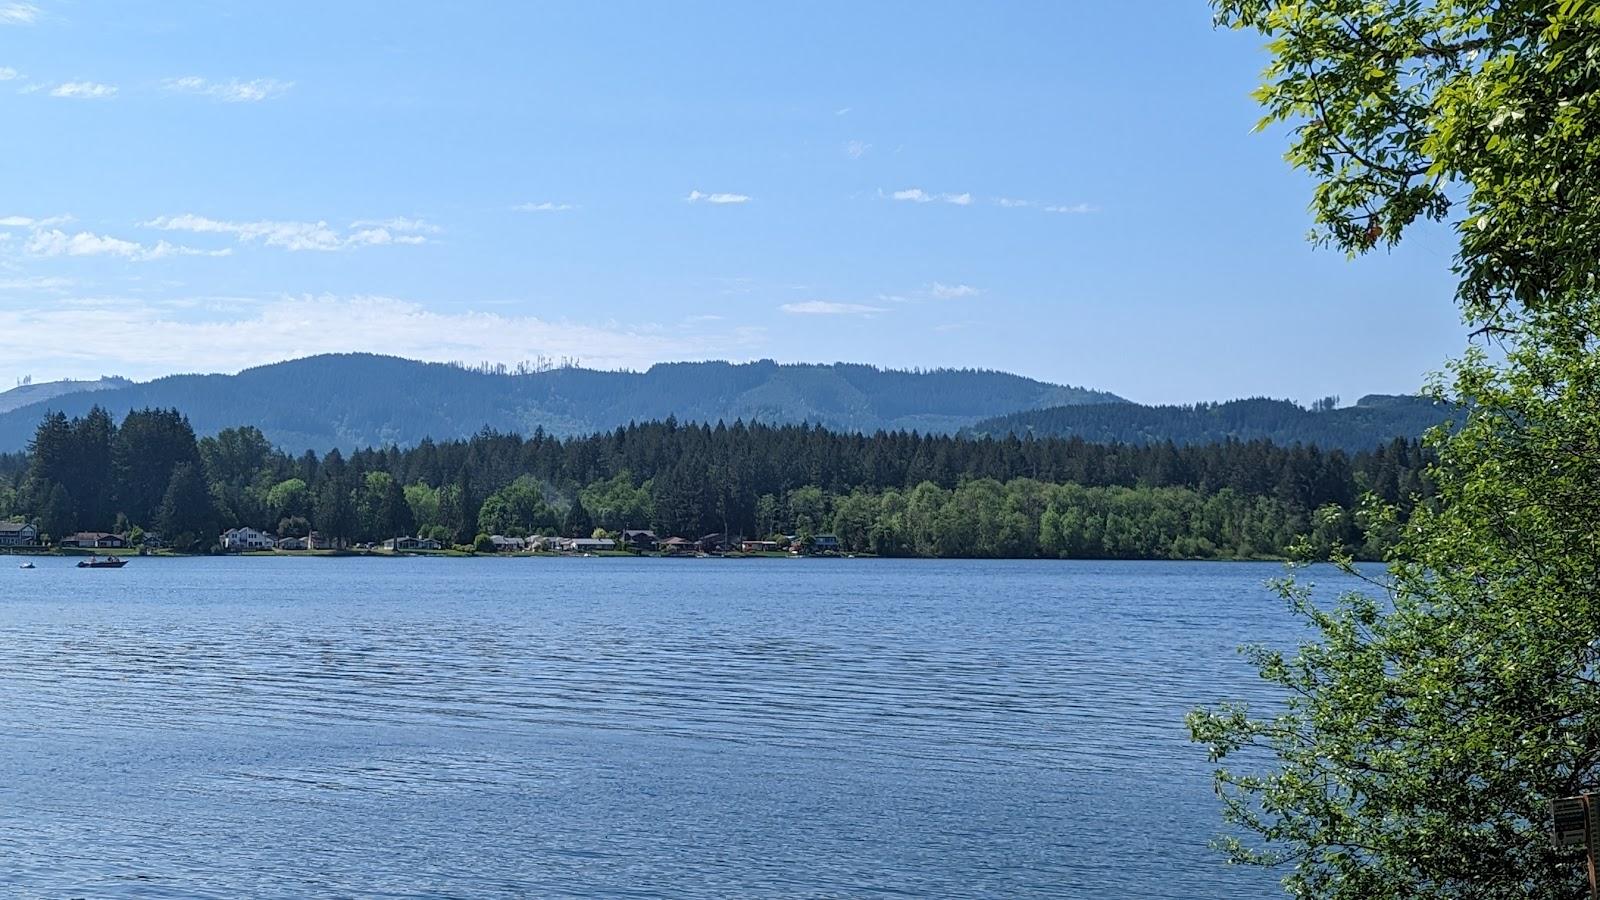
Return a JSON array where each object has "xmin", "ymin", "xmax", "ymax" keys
[{"xmin": 0, "ymin": 556, "xmax": 1357, "ymax": 897}]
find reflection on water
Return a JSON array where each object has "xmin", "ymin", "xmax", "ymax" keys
[{"xmin": 0, "ymin": 556, "xmax": 1346, "ymax": 897}]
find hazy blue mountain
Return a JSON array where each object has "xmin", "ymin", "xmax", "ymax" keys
[
  {"xmin": 0, "ymin": 354, "xmax": 1123, "ymax": 452},
  {"xmin": 0, "ymin": 376, "xmax": 132, "ymax": 415},
  {"xmin": 963, "ymin": 395, "xmax": 1450, "ymax": 453}
]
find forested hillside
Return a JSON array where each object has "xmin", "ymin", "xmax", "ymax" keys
[
  {"xmin": 0, "ymin": 406, "xmax": 1432, "ymax": 560},
  {"xmin": 0, "ymin": 355, "xmax": 1120, "ymax": 452},
  {"xmin": 0, "ymin": 377, "xmax": 132, "ymax": 415},
  {"xmin": 965, "ymin": 394, "xmax": 1449, "ymax": 452}
]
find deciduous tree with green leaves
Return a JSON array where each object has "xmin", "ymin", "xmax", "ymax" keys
[{"xmin": 1190, "ymin": 1, "xmax": 1600, "ymax": 896}]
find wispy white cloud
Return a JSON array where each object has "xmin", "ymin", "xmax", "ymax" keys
[
  {"xmin": 0, "ymin": 2, "xmax": 37, "ymax": 24},
  {"xmin": 835, "ymin": 107, "xmax": 851, "ymax": 116},
  {"xmin": 930, "ymin": 282, "xmax": 981, "ymax": 299},
  {"xmin": 25, "ymin": 229, "xmax": 142, "ymax": 258},
  {"xmin": 514, "ymin": 201, "xmax": 576, "ymax": 212},
  {"xmin": 888, "ymin": 188, "xmax": 971, "ymax": 205},
  {"xmin": 0, "ymin": 66, "xmax": 19, "ymax": 81},
  {"xmin": 164, "ymin": 76, "xmax": 293, "ymax": 103},
  {"xmin": 349, "ymin": 217, "xmax": 439, "ymax": 234},
  {"xmin": 0, "ymin": 296, "xmax": 765, "ymax": 380},
  {"xmin": 891, "ymin": 191, "xmax": 1097, "ymax": 212},
  {"xmin": 0, "ymin": 274, "xmax": 75, "ymax": 292},
  {"xmin": 687, "ymin": 190, "xmax": 750, "ymax": 205},
  {"xmin": 141, "ymin": 214, "xmax": 437, "ymax": 251},
  {"xmin": 346, "ymin": 217, "xmax": 437, "ymax": 246},
  {"xmin": 780, "ymin": 301, "xmax": 888, "ymax": 316},
  {"xmin": 142, "ymin": 214, "xmax": 339, "ymax": 251},
  {"xmin": 845, "ymin": 140, "xmax": 871, "ymax": 159},
  {"xmin": 49, "ymin": 81, "xmax": 117, "ymax": 99},
  {"xmin": 345, "ymin": 228, "xmax": 425, "ymax": 247},
  {"xmin": 994, "ymin": 196, "xmax": 1098, "ymax": 214},
  {"xmin": 0, "ymin": 214, "xmax": 72, "ymax": 228},
  {"xmin": 23, "ymin": 228, "xmax": 229, "ymax": 261}
]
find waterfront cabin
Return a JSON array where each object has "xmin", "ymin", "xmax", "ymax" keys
[
  {"xmin": 621, "ymin": 529, "xmax": 659, "ymax": 551},
  {"xmin": 812, "ymin": 534, "xmax": 842, "ymax": 554},
  {"xmin": 60, "ymin": 531, "xmax": 128, "ymax": 549},
  {"xmin": 659, "ymin": 536, "xmax": 695, "ymax": 555},
  {"xmin": 277, "ymin": 532, "xmax": 335, "ymax": 551},
  {"xmin": 562, "ymin": 537, "xmax": 616, "ymax": 553},
  {"xmin": 0, "ymin": 521, "xmax": 40, "ymax": 548},
  {"xmin": 487, "ymin": 535, "xmax": 527, "ymax": 552},
  {"xmin": 221, "ymin": 527, "xmax": 276, "ymax": 551},
  {"xmin": 741, "ymin": 540, "xmax": 781, "ymax": 553},
  {"xmin": 383, "ymin": 536, "xmax": 423, "ymax": 551},
  {"xmin": 697, "ymin": 533, "xmax": 737, "ymax": 553}
]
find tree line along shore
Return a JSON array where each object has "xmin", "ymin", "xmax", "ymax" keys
[{"xmin": 0, "ymin": 407, "xmax": 1433, "ymax": 561}]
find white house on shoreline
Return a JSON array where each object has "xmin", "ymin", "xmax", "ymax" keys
[
  {"xmin": 222, "ymin": 527, "xmax": 276, "ymax": 551},
  {"xmin": 0, "ymin": 522, "xmax": 40, "ymax": 547}
]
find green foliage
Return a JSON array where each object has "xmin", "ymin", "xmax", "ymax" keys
[
  {"xmin": 579, "ymin": 471, "xmax": 652, "ymax": 532},
  {"xmin": 477, "ymin": 476, "xmax": 557, "ymax": 537},
  {"xmin": 113, "ymin": 408, "xmax": 204, "ymax": 529},
  {"xmin": 968, "ymin": 395, "xmax": 1447, "ymax": 452},
  {"xmin": 156, "ymin": 462, "xmax": 218, "ymax": 550},
  {"xmin": 403, "ymin": 482, "xmax": 440, "ymax": 531},
  {"xmin": 562, "ymin": 495, "xmax": 594, "ymax": 538},
  {"xmin": 472, "ymin": 533, "xmax": 494, "ymax": 554},
  {"xmin": 312, "ymin": 470, "xmax": 356, "ymax": 546},
  {"xmin": 39, "ymin": 482, "xmax": 72, "ymax": 543},
  {"xmin": 353, "ymin": 471, "xmax": 415, "ymax": 542},
  {"xmin": 266, "ymin": 478, "xmax": 310, "ymax": 522},
  {"xmin": 0, "ymin": 406, "xmax": 1430, "ymax": 560},
  {"xmin": 1190, "ymin": 1, "xmax": 1600, "ymax": 895}
]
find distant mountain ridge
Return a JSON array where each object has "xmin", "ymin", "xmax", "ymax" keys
[
  {"xmin": 0, "ymin": 354, "xmax": 1123, "ymax": 453},
  {"xmin": 963, "ymin": 395, "xmax": 1450, "ymax": 453},
  {"xmin": 0, "ymin": 376, "xmax": 132, "ymax": 415}
]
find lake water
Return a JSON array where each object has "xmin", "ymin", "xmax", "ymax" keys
[{"xmin": 0, "ymin": 556, "xmax": 1363, "ymax": 898}]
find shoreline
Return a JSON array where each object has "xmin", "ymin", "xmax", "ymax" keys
[{"xmin": 2, "ymin": 547, "xmax": 1308, "ymax": 563}]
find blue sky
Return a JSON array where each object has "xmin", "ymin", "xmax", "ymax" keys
[{"xmin": 0, "ymin": 1, "xmax": 1464, "ymax": 405}]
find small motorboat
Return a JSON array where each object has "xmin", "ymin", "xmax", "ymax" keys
[
  {"xmin": 77, "ymin": 555, "xmax": 127, "ymax": 569},
  {"xmin": 18, "ymin": 561, "xmax": 35, "ymax": 569}
]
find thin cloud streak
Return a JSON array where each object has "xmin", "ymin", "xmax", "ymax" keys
[
  {"xmin": 164, "ymin": 76, "xmax": 293, "ymax": 102},
  {"xmin": 995, "ymin": 197, "xmax": 1098, "ymax": 214},
  {"xmin": 0, "ymin": 2, "xmax": 36, "ymax": 24},
  {"xmin": 687, "ymin": 190, "xmax": 750, "ymax": 205},
  {"xmin": 780, "ymin": 301, "xmax": 888, "ymax": 316},
  {"xmin": 24, "ymin": 228, "xmax": 230, "ymax": 261},
  {"xmin": 141, "ymin": 214, "xmax": 437, "ymax": 251},
  {"xmin": 49, "ymin": 81, "xmax": 117, "ymax": 99},
  {"xmin": 0, "ymin": 297, "xmax": 766, "ymax": 381},
  {"xmin": 0, "ymin": 214, "xmax": 72, "ymax": 228},
  {"xmin": 930, "ymin": 282, "xmax": 981, "ymax": 299},
  {"xmin": 889, "ymin": 188, "xmax": 971, "ymax": 205}
]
